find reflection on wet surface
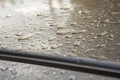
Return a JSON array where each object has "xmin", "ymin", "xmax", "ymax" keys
[
  {"xmin": 0, "ymin": 0, "xmax": 120, "ymax": 61},
  {"xmin": 0, "ymin": 0, "xmax": 120, "ymax": 80}
]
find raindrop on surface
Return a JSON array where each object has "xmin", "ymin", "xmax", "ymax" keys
[
  {"xmin": 48, "ymin": 36, "xmax": 56, "ymax": 41},
  {"xmin": 73, "ymin": 41, "xmax": 81, "ymax": 46},
  {"xmin": 60, "ymin": 70, "xmax": 66, "ymax": 74},
  {"xmin": 53, "ymin": 71, "xmax": 57, "ymax": 75},
  {"xmin": 78, "ymin": 10, "xmax": 83, "ymax": 15},
  {"xmin": 15, "ymin": 32, "xmax": 23, "ymax": 36},
  {"xmin": 10, "ymin": 69, "xmax": 17, "ymax": 75},
  {"xmin": 43, "ymin": 70, "xmax": 49, "ymax": 74},
  {"xmin": 18, "ymin": 34, "xmax": 33, "ymax": 40},
  {"xmin": 0, "ymin": 66, "xmax": 8, "ymax": 71}
]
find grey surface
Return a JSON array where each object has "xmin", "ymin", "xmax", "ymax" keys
[
  {"xmin": 0, "ymin": 0, "xmax": 120, "ymax": 80},
  {"xmin": 0, "ymin": 60, "xmax": 119, "ymax": 80}
]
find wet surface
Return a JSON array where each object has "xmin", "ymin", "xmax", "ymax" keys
[
  {"xmin": 0, "ymin": 0, "xmax": 120, "ymax": 80},
  {"xmin": 0, "ymin": 0, "xmax": 120, "ymax": 61}
]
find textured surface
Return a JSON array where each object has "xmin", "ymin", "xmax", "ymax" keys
[{"xmin": 0, "ymin": 0, "xmax": 120, "ymax": 80}]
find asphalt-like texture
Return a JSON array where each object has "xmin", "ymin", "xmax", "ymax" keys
[{"xmin": 0, "ymin": 0, "xmax": 120, "ymax": 80}]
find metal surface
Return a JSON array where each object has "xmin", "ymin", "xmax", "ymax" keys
[{"xmin": 0, "ymin": 50, "xmax": 120, "ymax": 78}]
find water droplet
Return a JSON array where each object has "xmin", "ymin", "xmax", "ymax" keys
[
  {"xmin": 51, "ymin": 44, "xmax": 62, "ymax": 49},
  {"xmin": 97, "ymin": 31, "xmax": 107, "ymax": 36},
  {"xmin": 96, "ymin": 44, "xmax": 106, "ymax": 48},
  {"xmin": 73, "ymin": 41, "xmax": 81, "ymax": 46},
  {"xmin": 72, "ymin": 29, "xmax": 87, "ymax": 34},
  {"xmin": 53, "ymin": 72, "xmax": 57, "ymax": 75},
  {"xmin": 65, "ymin": 35, "xmax": 72, "ymax": 38},
  {"xmin": 16, "ymin": 32, "xmax": 23, "ymax": 36},
  {"xmin": 71, "ymin": 22, "xmax": 77, "ymax": 26},
  {"xmin": 60, "ymin": 70, "xmax": 66, "ymax": 74},
  {"xmin": 10, "ymin": 69, "xmax": 17, "ymax": 75},
  {"xmin": 78, "ymin": 10, "xmax": 83, "ymax": 15},
  {"xmin": 0, "ymin": 66, "xmax": 8, "ymax": 71},
  {"xmin": 57, "ymin": 25, "xmax": 66, "ymax": 29},
  {"xmin": 18, "ymin": 34, "xmax": 33, "ymax": 40},
  {"xmin": 43, "ymin": 70, "xmax": 49, "ymax": 74},
  {"xmin": 57, "ymin": 29, "xmax": 71, "ymax": 35},
  {"xmin": 48, "ymin": 36, "xmax": 56, "ymax": 41}
]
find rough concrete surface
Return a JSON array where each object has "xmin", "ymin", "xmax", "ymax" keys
[{"xmin": 0, "ymin": 0, "xmax": 120, "ymax": 80}]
